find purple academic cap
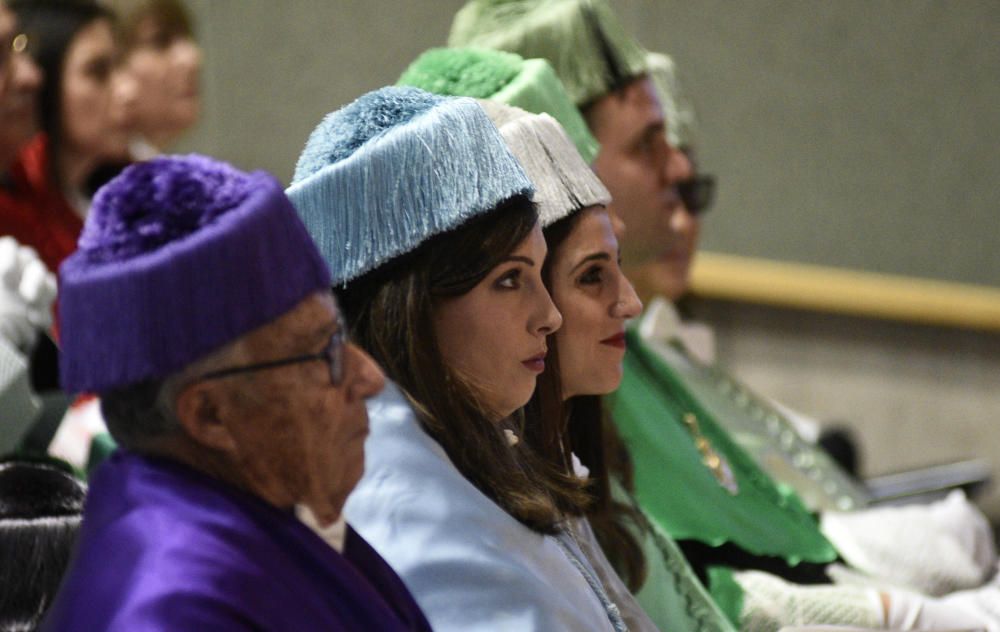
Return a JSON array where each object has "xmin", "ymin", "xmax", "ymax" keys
[{"xmin": 59, "ymin": 154, "xmax": 331, "ymax": 393}]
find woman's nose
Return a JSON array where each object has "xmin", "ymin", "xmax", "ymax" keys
[{"xmin": 533, "ymin": 287, "xmax": 563, "ymax": 336}]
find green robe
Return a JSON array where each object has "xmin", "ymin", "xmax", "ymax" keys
[
  {"xmin": 610, "ymin": 477, "xmax": 739, "ymax": 631},
  {"xmin": 648, "ymin": 334, "xmax": 869, "ymax": 513},
  {"xmin": 609, "ymin": 328, "xmax": 837, "ymax": 565}
]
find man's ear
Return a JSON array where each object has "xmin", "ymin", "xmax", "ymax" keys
[{"xmin": 174, "ymin": 381, "xmax": 239, "ymax": 453}]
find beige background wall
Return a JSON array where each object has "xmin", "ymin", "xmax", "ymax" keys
[
  {"xmin": 181, "ymin": 0, "xmax": 1000, "ymax": 286},
  {"xmin": 175, "ymin": 1, "xmax": 1000, "ymax": 517}
]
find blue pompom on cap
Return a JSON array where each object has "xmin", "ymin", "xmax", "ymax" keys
[{"xmin": 294, "ymin": 87, "xmax": 445, "ymax": 184}]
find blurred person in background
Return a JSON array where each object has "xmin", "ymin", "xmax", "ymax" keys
[
  {"xmin": 11, "ymin": 0, "xmax": 132, "ymax": 220},
  {"xmin": 104, "ymin": 0, "xmax": 201, "ymax": 158},
  {"xmin": 0, "ymin": 0, "xmax": 40, "ymax": 177},
  {"xmin": 0, "ymin": 2, "xmax": 63, "ymax": 454},
  {"xmin": 8, "ymin": 0, "xmax": 136, "ymax": 450},
  {"xmin": 0, "ymin": 0, "xmax": 76, "ymax": 274}
]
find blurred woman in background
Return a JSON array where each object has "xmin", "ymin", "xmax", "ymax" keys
[
  {"xmin": 107, "ymin": 0, "xmax": 200, "ymax": 158},
  {"xmin": 11, "ymin": 0, "xmax": 131, "ymax": 219}
]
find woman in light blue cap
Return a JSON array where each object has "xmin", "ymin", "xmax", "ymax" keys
[{"xmin": 288, "ymin": 86, "xmax": 628, "ymax": 632}]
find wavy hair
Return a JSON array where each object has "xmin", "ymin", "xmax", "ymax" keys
[
  {"xmin": 525, "ymin": 209, "xmax": 649, "ymax": 589},
  {"xmin": 338, "ymin": 195, "xmax": 586, "ymax": 534}
]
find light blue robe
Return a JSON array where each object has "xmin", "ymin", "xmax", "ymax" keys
[{"xmin": 345, "ymin": 382, "xmax": 622, "ymax": 632}]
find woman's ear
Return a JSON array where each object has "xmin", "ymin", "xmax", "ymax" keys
[{"xmin": 173, "ymin": 381, "xmax": 238, "ymax": 453}]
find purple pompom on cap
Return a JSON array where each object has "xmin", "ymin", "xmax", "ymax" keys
[
  {"xmin": 79, "ymin": 155, "xmax": 256, "ymax": 264},
  {"xmin": 59, "ymin": 155, "xmax": 331, "ymax": 393}
]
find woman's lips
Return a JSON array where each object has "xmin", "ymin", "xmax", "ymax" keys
[
  {"xmin": 521, "ymin": 352, "xmax": 546, "ymax": 373},
  {"xmin": 600, "ymin": 332, "xmax": 627, "ymax": 349}
]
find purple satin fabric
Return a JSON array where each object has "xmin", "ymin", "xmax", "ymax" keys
[{"xmin": 43, "ymin": 451, "xmax": 431, "ymax": 631}]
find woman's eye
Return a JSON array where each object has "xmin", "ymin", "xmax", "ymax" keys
[
  {"xmin": 495, "ymin": 269, "xmax": 521, "ymax": 290},
  {"xmin": 578, "ymin": 265, "xmax": 604, "ymax": 285}
]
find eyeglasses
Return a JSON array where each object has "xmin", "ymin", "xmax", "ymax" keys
[
  {"xmin": 197, "ymin": 326, "xmax": 348, "ymax": 387},
  {"xmin": 0, "ymin": 32, "xmax": 29, "ymax": 79},
  {"xmin": 677, "ymin": 174, "xmax": 716, "ymax": 216}
]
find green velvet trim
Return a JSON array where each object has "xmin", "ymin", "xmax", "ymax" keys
[
  {"xmin": 399, "ymin": 47, "xmax": 599, "ymax": 162},
  {"xmin": 706, "ymin": 566, "xmax": 744, "ymax": 629}
]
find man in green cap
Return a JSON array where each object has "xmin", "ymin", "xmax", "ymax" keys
[
  {"xmin": 451, "ymin": 0, "xmax": 699, "ymax": 303},
  {"xmin": 448, "ymin": 1, "xmax": 1000, "ymax": 629}
]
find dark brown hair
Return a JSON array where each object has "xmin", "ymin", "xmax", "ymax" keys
[
  {"xmin": 111, "ymin": 0, "xmax": 194, "ymax": 52},
  {"xmin": 526, "ymin": 209, "xmax": 649, "ymax": 590},
  {"xmin": 10, "ymin": 0, "xmax": 114, "ymax": 189},
  {"xmin": 337, "ymin": 195, "xmax": 585, "ymax": 535}
]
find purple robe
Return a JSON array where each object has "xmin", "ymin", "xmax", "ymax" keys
[{"xmin": 43, "ymin": 451, "xmax": 431, "ymax": 631}]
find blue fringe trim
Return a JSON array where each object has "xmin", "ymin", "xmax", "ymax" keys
[{"xmin": 288, "ymin": 88, "xmax": 533, "ymax": 285}]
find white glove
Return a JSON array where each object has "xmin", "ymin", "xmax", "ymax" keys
[
  {"xmin": 885, "ymin": 586, "xmax": 995, "ymax": 631},
  {"xmin": 927, "ymin": 491, "xmax": 998, "ymax": 577},
  {"xmin": 735, "ymin": 570, "xmax": 884, "ymax": 631},
  {"xmin": 0, "ymin": 236, "xmax": 57, "ymax": 352},
  {"xmin": 822, "ymin": 491, "xmax": 997, "ymax": 596}
]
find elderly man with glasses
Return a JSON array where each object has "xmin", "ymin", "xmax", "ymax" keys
[{"xmin": 42, "ymin": 154, "xmax": 432, "ymax": 631}]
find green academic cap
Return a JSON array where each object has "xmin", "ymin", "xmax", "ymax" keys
[
  {"xmin": 449, "ymin": 0, "xmax": 648, "ymax": 107},
  {"xmin": 646, "ymin": 51, "xmax": 698, "ymax": 148},
  {"xmin": 399, "ymin": 47, "xmax": 599, "ymax": 163}
]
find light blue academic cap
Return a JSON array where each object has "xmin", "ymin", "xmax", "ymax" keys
[{"xmin": 287, "ymin": 86, "xmax": 534, "ymax": 286}]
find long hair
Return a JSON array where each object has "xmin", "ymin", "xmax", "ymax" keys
[
  {"xmin": 10, "ymin": 0, "xmax": 113, "ymax": 189},
  {"xmin": 337, "ymin": 195, "xmax": 585, "ymax": 534},
  {"xmin": 526, "ymin": 209, "xmax": 649, "ymax": 590},
  {"xmin": 0, "ymin": 456, "xmax": 86, "ymax": 631}
]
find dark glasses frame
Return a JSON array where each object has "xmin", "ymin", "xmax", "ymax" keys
[
  {"xmin": 196, "ymin": 327, "xmax": 347, "ymax": 387},
  {"xmin": 677, "ymin": 174, "xmax": 716, "ymax": 216}
]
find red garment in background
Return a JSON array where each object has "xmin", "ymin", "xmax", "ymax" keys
[{"xmin": 0, "ymin": 134, "xmax": 82, "ymax": 273}]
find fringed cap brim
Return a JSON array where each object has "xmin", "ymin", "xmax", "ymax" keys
[
  {"xmin": 449, "ymin": 0, "xmax": 649, "ymax": 106},
  {"xmin": 287, "ymin": 89, "xmax": 534, "ymax": 286},
  {"xmin": 479, "ymin": 101, "xmax": 609, "ymax": 226},
  {"xmin": 399, "ymin": 47, "xmax": 599, "ymax": 163},
  {"xmin": 59, "ymin": 168, "xmax": 331, "ymax": 393}
]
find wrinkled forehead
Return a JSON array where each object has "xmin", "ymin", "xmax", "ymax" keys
[{"xmin": 243, "ymin": 291, "xmax": 340, "ymax": 356}]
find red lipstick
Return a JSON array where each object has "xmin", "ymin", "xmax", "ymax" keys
[{"xmin": 600, "ymin": 332, "xmax": 627, "ymax": 349}]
